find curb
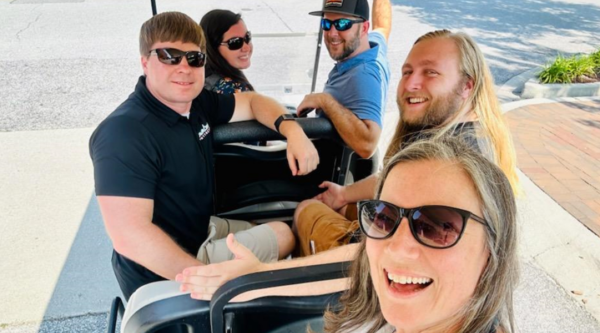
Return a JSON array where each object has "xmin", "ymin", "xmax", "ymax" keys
[
  {"xmin": 522, "ymin": 79, "xmax": 600, "ymax": 99},
  {"xmin": 497, "ymin": 67, "xmax": 541, "ymax": 104},
  {"xmin": 502, "ymin": 95, "xmax": 600, "ymax": 113}
]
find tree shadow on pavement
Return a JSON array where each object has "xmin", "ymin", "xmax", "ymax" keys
[
  {"xmin": 391, "ymin": 0, "xmax": 600, "ymax": 84},
  {"xmin": 563, "ymin": 101, "xmax": 600, "ymax": 114},
  {"xmin": 576, "ymin": 119, "xmax": 600, "ymax": 130}
]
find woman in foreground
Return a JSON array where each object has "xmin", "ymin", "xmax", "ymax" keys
[{"xmin": 323, "ymin": 138, "xmax": 518, "ymax": 333}]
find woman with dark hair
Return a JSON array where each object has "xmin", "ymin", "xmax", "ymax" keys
[{"xmin": 200, "ymin": 9, "xmax": 254, "ymax": 94}]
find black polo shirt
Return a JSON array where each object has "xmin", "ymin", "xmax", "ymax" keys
[{"xmin": 89, "ymin": 76, "xmax": 234, "ymax": 298}]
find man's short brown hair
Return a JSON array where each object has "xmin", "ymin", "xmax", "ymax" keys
[{"xmin": 139, "ymin": 11, "xmax": 205, "ymax": 56}]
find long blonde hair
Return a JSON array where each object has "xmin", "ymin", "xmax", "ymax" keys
[
  {"xmin": 384, "ymin": 30, "xmax": 519, "ymax": 194},
  {"xmin": 323, "ymin": 138, "xmax": 519, "ymax": 333}
]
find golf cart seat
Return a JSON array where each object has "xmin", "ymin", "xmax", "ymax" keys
[
  {"xmin": 108, "ymin": 261, "xmax": 351, "ymax": 333},
  {"xmin": 212, "ymin": 118, "xmax": 378, "ymax": 222}
]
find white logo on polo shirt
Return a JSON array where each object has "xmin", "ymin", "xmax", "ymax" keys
[{"xmin": 198, "ymin": 123, "xmax": 211, "ymax": 141}]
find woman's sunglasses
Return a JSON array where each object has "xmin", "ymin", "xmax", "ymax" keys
[
  {"xmin": 220, "ymin": 31, "xmax": 252, "ymax": 51},
  {"xmin": 321, "ymin": 18, "xmax": 364, "ymax": 31},
  {"xmin": 358, "ymin": 200, "xmax": 489, "ymax": 249},
  {"xmin": 149, "ymin": 48, "xmax": 206, "ymax": 68}
]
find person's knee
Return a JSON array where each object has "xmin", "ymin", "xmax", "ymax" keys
[
  {"xmin": 265, "ymin": 221, "xmax": 295, "ymax": 259},
  {"xmin": 293, "ymin": 199, "xmax": 321, "ymax": 229}
]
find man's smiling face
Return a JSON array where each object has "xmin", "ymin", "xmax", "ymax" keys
[
  {"xmin": 397, "ymin": 37, "xmax": 472, "ymax": 128},
  {"xmin": 323, "ymin": 12, "xmax": 364, "ymax": 61},
  {"xmin": 142, "ymin": 40, "xmax": 205, "ymax": 114}
]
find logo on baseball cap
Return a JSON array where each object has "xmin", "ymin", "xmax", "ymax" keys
[{"xmin": 309, "ymin": 0, "xmax": 370, "ymax": 21}]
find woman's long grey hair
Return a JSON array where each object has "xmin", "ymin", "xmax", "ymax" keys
[{"xmin": 322, "ymin": 137, "xmax": 518, "ymax": 333}]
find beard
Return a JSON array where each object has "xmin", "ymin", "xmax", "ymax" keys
[
  {"xmin": 397, "ymin": 82, "xmax": 465, "ymax": 135},
  {"xmin": 326, "ymin": 28, "xmax": 361, "ymax": 61}
]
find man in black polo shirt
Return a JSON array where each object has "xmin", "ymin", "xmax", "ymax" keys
[{"xmin": 89, "ymin": 12, "xmax": 319, "ymax": 300}]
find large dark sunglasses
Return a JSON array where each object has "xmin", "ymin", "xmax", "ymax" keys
[
  {"xmin": 321, "ymin": 18, "xmax": 364, "ymax": 31},
  {"xmin": 149, "ymin": 48, "xmax": 206, "ymax": 68},
  {"xmin": 358, "ymin": 200, "xmax": 489, "ymax": 249},
  {"xmin": 220, "ymin": 31, "xmax": 252, "ymax": 51}
]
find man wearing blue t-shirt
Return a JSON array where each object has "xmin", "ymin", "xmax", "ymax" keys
[
  {"xmin": 298, "ymin": 0, "xmax": 391, "ymax": 159},
  {"xmin": 292, "ymin": 0, "xmax": 391, "ymax": 252}
]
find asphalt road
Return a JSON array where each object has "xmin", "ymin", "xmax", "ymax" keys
[
  {"xmin": 1, "ymin": 0, "xmax": 600, "ymax": 332},
  {"xmin": 1, "ymin": 0, "xmax": 599, "ymax": 133}
]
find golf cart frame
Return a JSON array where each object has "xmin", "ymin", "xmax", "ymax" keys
[{"xmin": 106, "ymin": 2, "xmax": 377, "ymax": 332}]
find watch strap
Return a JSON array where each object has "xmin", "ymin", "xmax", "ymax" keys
[{"xmin": 274, "ymin": 114, "xmax": 297, "ymax": 133}]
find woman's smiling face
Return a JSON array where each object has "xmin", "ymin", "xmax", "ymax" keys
[
  {"xmin": 219, "ymin": 20, "xmax": 253, "ymax": 70},
  {"xmin": 366, "ymin": 159, "xmax": 490, "ymax": 332}
]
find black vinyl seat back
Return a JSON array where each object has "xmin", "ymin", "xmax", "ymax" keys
[
  {"xmin": 214, "ymin": 139, "xmax": 342, "ymax": 215},
  {"xmin": 111, "ymin": 261, "xmax": 351, "ymax": 333},
  {"xmin": 213, "ymin": 119, "xmax": 377, "ymax": 221}
]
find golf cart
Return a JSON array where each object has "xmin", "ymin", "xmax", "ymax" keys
[{"xmin": 106, "ymin": 2, "xmax": 379, "ymax": 332}]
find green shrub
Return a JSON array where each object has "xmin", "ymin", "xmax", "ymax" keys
[
  {"xmin": 571, "ymin": 55, "xmax": 597, "ymax": 80},
  {"xmin": 538, "ymin": 54, "xmax": 575, "ymax": 84},
  {"xmin": 591, "ymin": 50, "xmax": 600, "ymax": 67},
  {"xmin": 538, "ymin": 50, "xmax": 600, "ymax": 84}
]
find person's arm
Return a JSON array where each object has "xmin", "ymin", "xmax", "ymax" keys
[
  {"xmin": 371, "ymin": 0, "xmax": 392, "ymax": 42},
  {"xmin": 297, "ymin": 93, "xmax": 381, "ymax": 158},
  {"xmin": 316, "ymin": 173, "xmax": 379, "ymax": 210},
  {"xmin": 98, "ymin": 196, "xmax": 202, "ymax": 280},
  {"xmin": 231, "ymin": 92, "xmax": 319, "ymax": 176},
  {"xmin": 176, "ymin": 234, "xmax": 359, "ymax": 300},
  {"xmin": 90, "ymin": 118, "xmax": 203, "ymax": 280}
]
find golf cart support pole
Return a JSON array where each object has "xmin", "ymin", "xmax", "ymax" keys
[
  {"xmin": 151, "ymin": 0, "xmax": 157, "ymax": 16},
  {"xmin": 310, "ymin": 1, "xmax": 327, "ymax": 93},
  {"xmin": 310, "ymin": 25, "xmax": 324, "ymax": 93}
]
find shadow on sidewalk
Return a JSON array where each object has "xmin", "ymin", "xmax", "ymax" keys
[
  {"xmin": 37, "ymin": 194, "xmax": 120, "ymax": 332},
  {"xmin": 391, "ymin": 0, "xmax": 600, "ymax": 82}
]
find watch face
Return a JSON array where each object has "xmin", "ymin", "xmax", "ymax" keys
[{"xmin": 282, "ymin": 114, "xmax": 296, "ymax": 120}]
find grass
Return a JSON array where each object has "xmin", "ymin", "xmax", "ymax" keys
[{"xmin": 538, "ymin": 49, "xmax": 600, "ymax": 84}]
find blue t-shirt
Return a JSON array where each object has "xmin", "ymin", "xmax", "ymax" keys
[{"xmin": 322, "ymin": 31, "xmax": 390, "ymax": 128}]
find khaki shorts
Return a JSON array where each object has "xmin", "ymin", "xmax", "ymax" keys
[
  {"xmin": 197, "ymin": 216, "xmax": 279, "ymax": 264},
  {"xmin": 295, "ymin": 202, "xmax": 359, "ymax": 257}
]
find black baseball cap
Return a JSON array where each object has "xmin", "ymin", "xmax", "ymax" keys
[{"xmin": 309, "ymin": 0, "xmax": 370, "ymax": 21}]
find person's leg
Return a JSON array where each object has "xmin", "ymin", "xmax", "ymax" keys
[
  {"xmin": 292, "ymin": 199, "xmax": 322, "ymax": 234},
  {"xmin": 343, "ymin": 202, "xmax": 358, "ymax": 221},
  {"xmin": 263, "ymin": 221, "xmax": 295, "ymax": 259},
  {"xmin": 199, "ymin": 217, "xmax": 293, "ymax": 264},
  {"xmin": 227, "ymin": 218, "xmax": 294, "ymax": 260},
  {"xmin": 293, "ymin": 200, "xmax": 359, "ymax": 257}
]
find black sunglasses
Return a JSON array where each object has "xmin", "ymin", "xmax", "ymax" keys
[
  {"xmin": 321, "ymin": 18, "xmax": 364, "ymax": 31},
  {"xmin": 358, "ymin": 200, "xmax": 489, "ymax": 249},
  {"xmin": 149, "ymin": 48, "xmax": 206, "ymax": 68},
  {"xmin": 220, "ymin": 31, "xmax": 252, "ymax": 51}
]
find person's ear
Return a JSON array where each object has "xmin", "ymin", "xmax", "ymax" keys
[
  {"xmin": 141, "ymin": 56, "xmax": 149, "ymax": 76},
  {"xmin": 461, "ymin": 78, "xmax": 474, "ymax": 99},
  {"xmin": 362, "ymin": 21, "xmax": 370, "ymax": 36}
]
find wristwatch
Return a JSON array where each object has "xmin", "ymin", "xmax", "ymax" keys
[{"xmin": 274, "ymin": 114, "xmax": 297, "ymax": 133}]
